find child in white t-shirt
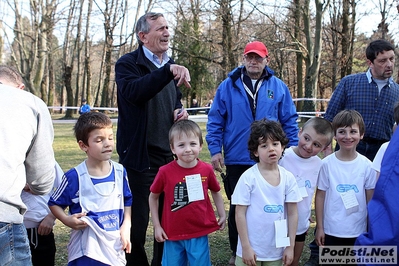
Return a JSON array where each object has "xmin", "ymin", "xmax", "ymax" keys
[
  {"xmin": 279, "ymin": 117, "xmax": 334, "ymax": 266},
  {"xmin": 315, "ymin": 110, "xmax": 376, "ymax": 249},
  {"xmin": 232, "ymin": 119, "xmax": 302, "ymax": 266}
]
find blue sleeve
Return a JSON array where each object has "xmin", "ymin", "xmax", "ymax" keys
[
  {"xmin": 48, "ymin": 168, "xmax": 82, "ymax": 214},
  {"xmin": 206, "ymin": 80, "xmax": 228, "ymax": 157},
  {"xmin": 278, "ymin": 82, "xmax": 299, "ymax": 147},
  {"xmin": 123, "ymin": 168, "xmax": 133, "ymax": 206},
  {"xmin": 324, "ymin": 79, "xmax": 347, "ymax": 122}
]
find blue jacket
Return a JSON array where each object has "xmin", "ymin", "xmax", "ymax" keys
[
  {"xmin": 115, "ymin": 46, "xmax": 182, "ymax": 171},
  {"xmin": 355, "ymin": 129, "xmax": 399, "ymax": 265},
  {"xmin": 206, "ymin": 66, "xmax": 298, "ymax": 166}
]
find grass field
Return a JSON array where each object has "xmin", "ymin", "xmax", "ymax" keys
[{"xmin": 51, "ymin": 119, "xmax": 315, "ymax": 266}]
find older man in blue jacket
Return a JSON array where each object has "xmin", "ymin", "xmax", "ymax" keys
[{"xmin": 206, "ymin": 41, "xmax": 299, "ymax": 265}]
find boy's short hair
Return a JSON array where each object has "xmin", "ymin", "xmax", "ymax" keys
[
  {"xmin": 0, "ymin": 65, "xmax": 23, "ymax": 86},
  {"xmin": 248, "ymin": 119, "xmax": 289, "ymax": 162},
  {"xmin": 393, "ymin": 101, "xmax": 399, "ymax": 125},
  {"xmin": 332, "ymin": 109, "xmax": 365, "ymax": 135},
  {"xmin": 74, "ymin": 112, "xmax": 113, "ymax": 145},
  {"xmin": 169, "ymin": 120, "xmax": 203, "ymax": 147},
  {"xmin": 303, "ymin": 117, "xmax": 334, "ymax": 146}
]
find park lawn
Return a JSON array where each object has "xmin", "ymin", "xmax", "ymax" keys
[{"xmin": 52, "ymin": 121, "xmax": 314, "ymax": 266}]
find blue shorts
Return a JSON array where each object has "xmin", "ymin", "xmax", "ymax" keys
[
  {"xmin": 162, "ymin": 235, "xmax": 211, "ymax": 266},
  {"xmin": 68, "ymin": 256, "xmax": 110, "ymax": 266},
  {"xmin": 0, "ymin": 222, "xmax": 31, "ymax": 266}
]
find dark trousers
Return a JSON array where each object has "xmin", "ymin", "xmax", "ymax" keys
[
  {"xmin": 26, "ymin": 228, "xmax": 56, "ymax": 266},
  {"xmin": 125, "ymin": 167, "xmax": 165, "ymax": 266},
  {"xmin": 224, "ymin": 165, "xmax": 252, "ymax": 255},
  {"xmin": 320, "ymin": 234, "xmax": 356, "ymax": 266},
  {"xmin": 309, "ymin": 139, "xmax": 384, "ymax": 258}
]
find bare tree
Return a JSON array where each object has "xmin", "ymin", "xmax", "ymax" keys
[
  {"xmin": 73, "ymin": 0, "xmax": 85, "ymax": 109},
  {"xmin": 95, "ymin": 0, "xmax": 125, "ymax": 108},
  {"xmin": 62, "ymin": 0, "xmax": 77, "ymax": 118},
  {"xmin": 83, "ymin": 0, "xmax": 93, "ymax": 105},
  {"xmin": 302, "ymin": 0, "xmax": 330, "ymax": 112}
]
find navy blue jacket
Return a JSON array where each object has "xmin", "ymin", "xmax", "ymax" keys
[{"xmin": 115, "ymin": 46, "xmax": 182, "ymax": 171}]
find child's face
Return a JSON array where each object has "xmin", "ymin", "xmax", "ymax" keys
[
  {"xmin": 79, "ymin": 127, "xmax": 114, "ymax": 162},
  {"xmin": 254, "ymin": 137, "xmax": 284, "ymax": 166},
  {"xmin": 170, "ymin": 132, "xmax": 202, "ymax": 168},
  {"xmin": 296, "ymin": 127, "xmax": 329, "ymax": 159},
  {"xmin": 334, "ymin": 124, "xmax": 363, "ymax": 151}
]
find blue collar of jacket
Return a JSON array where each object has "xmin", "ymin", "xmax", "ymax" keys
[{"xmin": 228, "ymin": 66, "xmax": 274, "ymax": 90}]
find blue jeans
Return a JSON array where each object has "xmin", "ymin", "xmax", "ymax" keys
[{"xmin": 0, "ymin": 223, "xmax": 32, "ymax": 266}]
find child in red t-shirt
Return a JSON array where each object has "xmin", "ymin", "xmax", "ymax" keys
[{"xmin": 149, "ymin": 120, "xmax": 226, "ymax": 265}]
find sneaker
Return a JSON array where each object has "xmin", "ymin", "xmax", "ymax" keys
[
  {"xmin": 304, "ymin": 254, "xmax": 319, "ymax": 266},
  {"xmin": 228, "ymin": 255, "xmax": 236, "ymax": 265}
]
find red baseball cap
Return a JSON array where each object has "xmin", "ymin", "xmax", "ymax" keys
[{"xmin": 244, "ymin": 41, "xmax": 268, "ymax": 57}]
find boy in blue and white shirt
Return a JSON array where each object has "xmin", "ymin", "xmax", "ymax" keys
[{"xmin": 49, "ymin": 112, "xmax": 132, "ymax": 266}]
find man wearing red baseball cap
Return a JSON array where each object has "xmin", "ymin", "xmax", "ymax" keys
[
  {"xmin": 244, "ymin": 41, "xmax": 269, "ymax": 57},
  {"xmin": 206, "ymin": 40, "xmax": 299, "ymax": 265}
]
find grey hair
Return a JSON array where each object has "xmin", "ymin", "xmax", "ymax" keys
[{"xmin": 135, "ymin": 12, "xmax": 164, "ymax": 45}]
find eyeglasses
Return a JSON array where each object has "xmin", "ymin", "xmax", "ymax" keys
[{"xmin": 244, "ymin": 54, "xmax": 266, "ymax": 63}]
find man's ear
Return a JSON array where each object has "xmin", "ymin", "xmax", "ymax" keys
[{"xmin": 138, "ymin": 31, "xmax": 147, "ymax": 44}]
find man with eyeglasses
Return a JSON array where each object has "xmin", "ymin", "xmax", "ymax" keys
[{"xmin": 206, "ymin": 41, "xmax": 299, "ymax": 265}]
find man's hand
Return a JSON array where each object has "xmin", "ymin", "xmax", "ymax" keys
[
  {"xmin": 170, "ymin": 64, "xmax": 191, "ymax": 88},
  {"xmin": 38, "ymin": 214, "xmax": 56, "ymax": 235},
  {"xmin": 174, "ymin": 108, "xmax": 189, "ymax": 122},
  {"xmin": 211, "ymin": 153, "xmax": 224, "ymax": 173}
]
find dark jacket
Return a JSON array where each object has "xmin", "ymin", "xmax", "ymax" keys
[{"xmin": 115, "ymin": 45, "xmax": 183, "ymax": 171}]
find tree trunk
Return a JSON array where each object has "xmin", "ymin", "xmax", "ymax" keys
[
  {"xmin": 303, "ymin": 0, "xmax": 328, "ymax": 113},
  {"xmin": 294, "ymin": 0, "xmax": 303, "ymax": 111},
  {"xmin": 83, "ymin": 0, "xmax": 93, "ymax": 106},
  {"xmin": 74, "ymin": 0, "xmax": 85, "ymax": 109},
  {"xmin": 62, "ymin": 0, "xmax": 77, "ymax": 118}
]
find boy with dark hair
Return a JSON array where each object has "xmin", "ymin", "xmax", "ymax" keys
[
  {"xmin": 315, "ymin": 110, "xmax": 376, "ymax": 251},
  {"xmin": 233, "ymin": 119, "xmax": 301, "ymax": 266},
  {"xmin": 49, "ymin": 112, "xmax": 132, "ymax": 266}
]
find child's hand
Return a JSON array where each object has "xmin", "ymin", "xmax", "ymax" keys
[
  {"xmin": 315, "ymin": 228, "xmax": 325, "ymax": 247},
  {"xmin": 63, "ymin": 212, "xmax": 88, "ymax": 230},
  {"xmin": 241, "ymin": 246, "xmax": 257, "ymax": 266},
  {"xmin": 154, "ymin": 226, "xmax": 168, "ymax": 243},
  {"xmin": 282, "ymin": 246, "xmax": 294, "ymax": 265},
  {"xmin": 217, "ymin": 215, "xmax": 226, "ymax": 230},
  {"xmin": 120, "ymin": 222, "xmax": 131, "ymax": 253},
  {"xmin": 38, "ymin": 214, "xmax": 56, "ymax": 235}
]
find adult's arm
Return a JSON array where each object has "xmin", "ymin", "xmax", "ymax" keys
[
  {"xmin": 323, "ymin": 78, "xmax": 347, "ymax": 122},
  {"xmin": 278, "ymin": 84, "xmax": 299, "ymax": 147},
  {"xmin": 25, "ymin": 96, "xmax": 55, "ymax": 195},
  {"xmin": 115, "ymin": 55, "xmax": 188, "ymax": 106},
  {"xmin": 206, "ymin": 81, "xmax": 227, "ymax": 158}
]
